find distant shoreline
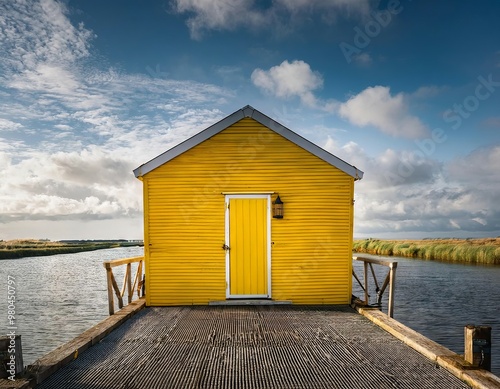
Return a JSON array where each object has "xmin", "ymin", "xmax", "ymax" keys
[
  {"xmin": 0, "ymin": 240, "xmax": 144, "ymax": 260},
  {"xmin": 5, "ymin": 238, "xmax": 498, "ymax": 265},
  {"xmin": 353, "ymin": 238, "xmax": 500, "ymax": 265}
]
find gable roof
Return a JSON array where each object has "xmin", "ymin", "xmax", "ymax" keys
[{"xmin": 133, "ymin": 105, "xmax": 364, "ymax": 180}]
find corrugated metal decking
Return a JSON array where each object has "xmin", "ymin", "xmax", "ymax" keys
[{"xmin": 37, "ymin": 306, "xmax": 470, "ymax": 389}]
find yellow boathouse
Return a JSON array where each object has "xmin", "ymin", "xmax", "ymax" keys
[{"xmin": 133, "ymin": 105, "xmax": 364, "ymax": 306}]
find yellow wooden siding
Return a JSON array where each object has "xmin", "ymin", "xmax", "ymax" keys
[{"xmin": 143, "ymin": 117, "xmax": 354, "ymax": 305}]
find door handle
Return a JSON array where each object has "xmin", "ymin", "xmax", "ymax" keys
[{"xmin": 222, "ymin": 244, "xmax": 230, "ymax": 251}]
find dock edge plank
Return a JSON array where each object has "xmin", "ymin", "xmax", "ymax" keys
[{"xmin": 357, "ymin": 307, "xmax": 500, "ymax": 389}]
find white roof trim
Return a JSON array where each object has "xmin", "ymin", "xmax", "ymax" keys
[{"xmin": 133, "ymin": 105, "xmax": 364, "ymax": 180}]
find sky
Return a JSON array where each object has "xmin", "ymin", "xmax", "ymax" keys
[{"xmin": 0, "ymin": 0, "xmax": 499, "ymax": 241}]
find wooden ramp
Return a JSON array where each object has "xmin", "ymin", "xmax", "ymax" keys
[{"xmin": 36, "ymin": 305, "xmax": 469, "ymax": 389}]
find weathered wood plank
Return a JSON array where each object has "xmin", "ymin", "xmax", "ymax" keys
[
  {"xmin": 105, "ymin": 268, "xmax": 114, "ymax": 315},
  {"xmin": 103, "ymin": 256, "xmax": 143, "ymax": 269},
  {"xmin": 109, "ymin": 271, "xmax": 123, "ymax": 309},
  {"xmin": 353, "ymin": 255, "xmax": 397, "ymax": 268}
]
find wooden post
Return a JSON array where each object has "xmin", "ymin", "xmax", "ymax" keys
[
  {"xmin": 0, "ymin": 335, "xmax": 23, "ymax": 379},
  {"xmin": 369, "ymin": 263, "xmax": 379, "ymax": 291},
  {"xmin": 363, "ymin": 261, "xmax": 369, "ymax": 304},
  {"xmin": 137, "ymin": 260, "xmax": 143, "ymax": 297},
  {"xmin": 111, "ymin": 273, "xmax": 124, "ymax": 310},
  {"xmin": 105, "ymin": 266, "xmax": 115, "ymax": 315},
  {"xmin": 387, "ymin": 262, "xmax": 397, "ymax": 318},
  {"xmin": 120, "ymin": 270, "xmax": 128, "ymax": 302},
  {"xmin": 126, "ymin": 263, "xmax": 132, "ymax": 303},
  {"xmin": 464, "ymin": 325, "xmax": 491, "ymax": 371}
]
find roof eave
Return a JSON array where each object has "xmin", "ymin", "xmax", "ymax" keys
[
  {"xmin": 133, "ymin": 109, "xmax": 245, "ymax": 178},
  {"xmin": 247, "ymin": 108, "xmax": 364, "ymax": 180},
  {"xmin": 133, "ymin": 105, "xmax": 364, "ymax": 180}
]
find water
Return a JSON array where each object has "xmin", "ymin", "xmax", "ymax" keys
[
  {"xmin": 353, "ymin": 254, "xmax": 500, "ymax": 375},
  {"xmin": 0, "ymin": 246, "xmax": 143, "ymax": 365},
  {"xmin": 1, "ymin": 248, "xmax": 499, "ymax": 376}
]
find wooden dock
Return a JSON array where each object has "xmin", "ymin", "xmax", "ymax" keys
[{"xmin": 13, "ymin": 302, "xmax": 500, "ymax": 388}]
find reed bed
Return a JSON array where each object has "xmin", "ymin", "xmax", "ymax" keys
[
  {"xmin": 0, "ymin": 239, "xmax": 142, "ymax": 260},
  {"xmin": 353, "ymin": 238, "xmax": 500, "ymax": 265}
]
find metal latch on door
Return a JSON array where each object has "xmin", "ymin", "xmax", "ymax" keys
[{"xmin": 222, "ymin": 244, "xmax": 230, "ymax": 251}]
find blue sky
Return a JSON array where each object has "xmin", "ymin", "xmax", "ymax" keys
[{"xmin": 0, "ymin": 0, "xmax": 499, "ymax": 240}]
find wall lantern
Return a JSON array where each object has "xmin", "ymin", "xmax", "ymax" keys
[{"xmin": 273, "ymin": 195, "xmax": 284, "ymax": 219}]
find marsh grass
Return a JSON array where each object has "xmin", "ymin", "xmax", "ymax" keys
[
  {"xmin": 0, "ymin": 239, "xmax": 141, "ymax": 259},
  {"xmin": 353, "ymin": 238, "xmax": 500, "ymax": 265}
]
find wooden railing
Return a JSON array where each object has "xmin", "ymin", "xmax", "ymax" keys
[
  {"xmin": 352, "ymin": 256, "xmax": 398, "ymax": 318},
  {"xmin": 103, "ymin": 256, "xmax": 144, "ymax": 315}
]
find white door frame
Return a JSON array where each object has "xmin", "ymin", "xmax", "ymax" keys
[{"xmin": 225, "ymin": 194, "xmax": 272, "ymax": 299}]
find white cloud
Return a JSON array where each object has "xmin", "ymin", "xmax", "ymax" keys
[
  {"xmin": 0, "ymin": 79, "xmax": 230, "ymax": 221},
  {"xmin": 338, "ymin": 86, "xmax": 430, "ymax": 139},
  {"xmin": 324, "ymin": 138, "xmax": 441, "ymax": 188},
  {"xmin": 0, "ymin": 0, "xmax": 496, "ymax": 241},
  {"xmin": 170, "ymin": 0, "xmax": 371, "ymax": 39},
  {"xmin": 447, "ymin": 145, "xmax": 500, "ymax": 188},
  {"xmin": 354, "ymin": 181, "xmax": 498, "ymax": 237},
  {"xmin": 411, "ymin": 85, "xmax": 446, "ymax": 99},
  {"xmin": 324, "ymin": 139, "xmax": 500, "ymax": 237},
  {"xmin": 0, "ymin": 0, "xmax": 93, "ymax": 73},
  {"xmin": 0, "ymin": 118, "xmax": 23, "ymax": 131},
  {"xmin": 0, "ymin": 0, "xmax": 102, "ymax": 118},
  {"xmin": 0, "ymin": 148, "xmax": 142, "ymax": 222},
  {"xmin": 0, "ymin": 0, "xmax": 234, "ymax": 230},
  {"xmin": 251, "ymin": 60, "xmax": 323, "ymax": 107},
  {"xmin": 352, "ymin": 52, "xmax": 373, "ymax": 67},
  {"xmin": 170, "ymin": 0, "xmax": 267, "ymax": 39},
  {"xmin": 8, "ymin": 63, "xmax": 81, "ymax": 95}
]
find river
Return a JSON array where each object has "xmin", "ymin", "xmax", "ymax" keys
[
  {"xmin": 0, "ymin": 246, "xmax": 143, "ymax": 367},
  {"xmin": 1, "ymin": 247, "xmax": 499, "ymax": 376}
]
